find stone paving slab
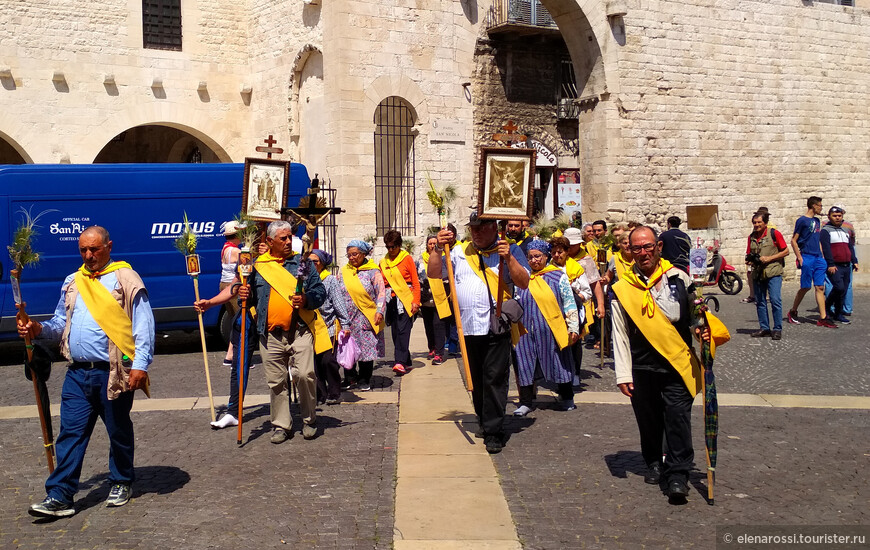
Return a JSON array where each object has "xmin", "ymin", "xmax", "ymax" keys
[
  {"xmin": 0, "ymin": 403, "xmax": 398, "ymax": 549},
  {"xmin": 492, "ymin": 402, "xmax": 869, "ymax": 549}
]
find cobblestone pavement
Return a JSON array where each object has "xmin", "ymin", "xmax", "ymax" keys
[
  {"xmin": 1, "ymin": 404, "xmax": 397, "ymax": 549},
  {"xmin": 574, "ymin": 285, "xmax": 870, "ymax": 396},
  {"xmin": 1, "ymin": 284, "xmax": 867, "ymax": 548},
  {"xmin": 493, "ymin": 404, "xmax": 869, "ymax": 549}
]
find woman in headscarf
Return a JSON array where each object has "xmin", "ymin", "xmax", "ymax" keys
[
  {"xmin": 513, "ymin": 239, "xmax": 581, "ymax": 416},
  {"xmin": 337, "ymin": 239, "xmax": 386, "ymax": 391},
  {"xmin": 418, "ymin": 235, "xmax": 448, "ymax": 365},
  {"xmin": 309, "ymin": 249, "xmax": 349, "ymax": 405},
  {"xmin": 380, "ymin": 230, "xmax": 420, "ymax": 376}
]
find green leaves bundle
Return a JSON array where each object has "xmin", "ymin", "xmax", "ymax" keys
[
  {"xmin": 7, "ymin": 207, "xmax": 54, "ymax": 270},
  {"xmin": 173, "ymin": 212, "xmax": 198, "ymax": 255}
]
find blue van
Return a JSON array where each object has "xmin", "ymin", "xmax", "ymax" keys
[{"xmin": 1, "ymin": 163, "xmax": 312, "ymax": 342}]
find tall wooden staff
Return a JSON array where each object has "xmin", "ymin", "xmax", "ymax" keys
[
  {"xmin": 7, "ymin": 208, "xmax": 56, "ymax": 473},
  {"xmin": 236, "ymin": 247, "xmax": 252, "ymax": 445},
  {"xmin": 425, "ymin": 178, "xmax": 472, "ymax": 389},
  {"xmin": 175, "ymin": 213, "xmax": 216, "ymax": 422}
]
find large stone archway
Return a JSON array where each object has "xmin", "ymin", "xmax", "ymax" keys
[
  {"xmin": 93, "ymin": 125, "xmax": 227, "ymax": 163},
  {"xmin": 0, "ymin": 130, "xmax": 33, "ymax": 164}
]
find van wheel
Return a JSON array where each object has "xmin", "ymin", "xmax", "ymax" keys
[
  {"xmin": 218, "ymin": 307, "xmax": 233, "ymax": 346},
  {"xmin": 718, "ymin": 272, "xmax": 743, "ymax": 295}
]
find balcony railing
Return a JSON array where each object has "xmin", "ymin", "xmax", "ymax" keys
[{"xmin": 486, "ymin": 0, "xmax": 558, "ymax": 34}]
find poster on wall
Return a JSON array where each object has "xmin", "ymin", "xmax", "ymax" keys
[{"xmin": 556, "ymin": 169, "xmax": 582, "ymax": 215}]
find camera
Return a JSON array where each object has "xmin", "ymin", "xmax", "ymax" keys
[{"xmin": 745, "ymin": 252, "xmax": 761, "ymax": 265}]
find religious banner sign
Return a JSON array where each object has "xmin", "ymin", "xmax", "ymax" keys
[{"xmin": 477, "ymin": 146, "xmax": 535, "ymax": 221}]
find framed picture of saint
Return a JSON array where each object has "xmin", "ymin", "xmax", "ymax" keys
[
  {"xmin": 477, "ymin": 147, "xmax": 535, "ymax": 221},
  {"xmin": 242, "ymin": 158, "xmax": 290, "ymax": 222},
  {"xmin": 185, "ymin": 254, "xmax": 201, "ymax": 276}
]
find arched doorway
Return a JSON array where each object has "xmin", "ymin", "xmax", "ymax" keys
[
  {"xmin": 93, "ymin": 125, "xmax": 225, "ymax": 163},
  {"xmin": 0, "ymin": 132, "xmax": 31, "ymax": 164}
]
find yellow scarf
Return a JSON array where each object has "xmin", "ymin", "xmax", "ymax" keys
[
  {"xmin": 319, "ymin": 269, "xmax": 330, "ymax": 281},
  {"xmin": 255, "ymin": 252, "xmax": 332, "ymax": 354},
  {"xmin": 342, "ymin": 260, "xmax": 384, "ymax": 334},
  {"xmin": 611, "ymin": 278, "xmax": 702, "ymax": 396},
  {"xmin": 422, "ymin": 251, "xmax": 451, "ymax": 319},
  {"xmin": 74, "ymin": 261, "xmax": 136, "ymax": 360},
  {"xmin": 563, "ymin": 256, "xmax": 585, "ymax": 281},
  {"xmin": 461, "ymin": 245, "xmax": 525, "ymax": 344},
  {"xmin": 379, "ymin": 250, "xmax": 415, "ymax": 317},
  {"xmin": 619, "ymin": 259, "xmax": 675, "ymax": 318},
  {"xmin": 528, "ymin": 265, "xmax": 570, "ymax": 349},
  {"xmin": 614, "ymin": 250, "xmax": 634, "ymax": 279}
]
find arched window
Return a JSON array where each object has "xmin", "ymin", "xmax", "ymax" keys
[{"xmin": 374, "ymin": 97, "xmax": 416, "ymax": 236}]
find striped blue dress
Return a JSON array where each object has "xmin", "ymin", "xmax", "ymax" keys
[{"xmin": 515, "ymin": 270, "xmax": 578, "ymax": 386}]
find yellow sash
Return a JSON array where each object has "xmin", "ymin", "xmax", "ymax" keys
[
  {"xmin": 614, "ymin": 251, "xmax": 634, "ymax": 279},
  {"xmin": 611, "ymin": 279, "xmax": 702, "ymax": 396},
  {"xmin": 422, "ymin": 251, "xmax": 451, "ymax": 319},
  {"xmin": 528, "ymin": 265, "xmax": 570, "ymax": 349},
  {"xmin": 619, "ymin": 259, "xmax": 675, "ymax": 318},
  {"xmin": 564, "ymin": 256, "xmax": 585, "ymax": 281},
  {"xmin": 255, "ymin": 255, "xmax": 332, "ymax": 354},
  {"xmin": 342, "ymin": 261, "xmax": 384, "ymax": 335},
  {"xmin": 74, "ymin": 261, "xmax": 136, "ymax": 360},
  {"xmin": 462, "ymin": 244, "xmax": 525, "ymax": 344},
  {"xmin": 380, "ymin": 250, "xmax": 415, "ymax": 317}
]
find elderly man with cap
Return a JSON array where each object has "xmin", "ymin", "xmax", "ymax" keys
[
  {"xmin": 428, "ymin": 213, "xmax": 530, "ymax": 454},
  {"xmin": 821, "ymin": 205, "xmax": 858, "ymax": 324}
]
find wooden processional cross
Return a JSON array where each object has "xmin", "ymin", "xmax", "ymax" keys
[
  {"xmin": 255, "ymin": 134, "xmax": 284, "ymax": 159},
  {"xmin": 491, "ymin": 120, "xmax": 528, "ymax": 146}
]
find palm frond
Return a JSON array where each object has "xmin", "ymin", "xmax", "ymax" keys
[
  {"xmin": 7, "ymin": 207, "xmax": 56, "ymax": 270},
  {"xmin": 234, "ymin": 212, "xmax": 259, "ymax": 250},
  {"xmin": 425, "ymin": 172, "xmax": 457, "ymax": 220},
  {"xmin": 173, "ymin": 212, "xmax": 198, "ymax": 255},
  {"xmin": 530, "ymin": 213, "xmax": 558, "ymax": 241},
  {"xmin": 402, "ymin": 240, "xmax": 416, "ymax": 255}
]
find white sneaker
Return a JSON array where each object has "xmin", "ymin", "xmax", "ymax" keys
[
  {"xmin": 210, "ymin": 413, "xmax": 239, "ymax": 429},
  {"xmin": 513, "ymin": 405, "xmax": 531, "ymax": 417}
]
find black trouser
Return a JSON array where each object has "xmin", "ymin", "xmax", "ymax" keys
[
  {"xmin": 421, "ymin": 306, "xmax": 446, "ymax": 354},
  {"xmin": 518, "ymin": 381, "xmax": 573, "ymax": 405},
  {"xmin": 386, "ymin": 300, "xmax": 414, "ymax": 367},
  {"xmin": 825, "ymin": 263, "xmax": 852, "ymax": 318},
  {"xmin": 347, "ymin": 360, "xmax": 374, "ymax": 385},
  {"xmin": 315, "ymin": 347, "xmax": 342, "ymax": 401},
  {"xmin": 629, "ymin": 368, "xmax": 694, "ymax": 483},
  {"xmin": 465, "ymin": 333, "xmax": 511, "ymax": 437},
  {"xmin": 571, "ymin": 340, "xmax": 583, "ymax": 380}
]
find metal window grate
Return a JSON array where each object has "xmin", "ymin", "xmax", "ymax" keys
[
  {"xmin": 373, "ymin": 97, "xmax": 416, "ymax": 236},
  {"xmin": 143, "ymin": 0, "xmax": 182, "ymax": 51}
]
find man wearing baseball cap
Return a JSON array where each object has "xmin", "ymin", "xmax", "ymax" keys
[
  {"xmin": 427, "ymin": 213, "xmax": 529, "ymax": 454},
  {"xmin": 820, "ymin": 205, "xmax": 858, "ymax": 324}
]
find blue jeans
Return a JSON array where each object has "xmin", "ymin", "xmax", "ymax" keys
[
  {"xmin": 47, "ymin": 365, "xmax": 135, "ymax": 504},
  {"xmin": 226, "ymin": 310, "xmax": 256, "ymax": 415},
  {"xmin": 825, "ymin": 274, "xmax": 853, "ymax": 314},
  {"xmin": 754, "ymin": 275, "xmax": 783, "ymax": 331}
]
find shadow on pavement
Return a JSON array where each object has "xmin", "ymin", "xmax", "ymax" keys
[
  {"xmin": 604, "ymin": 449, "xmax": 646, "ymax": 479},
  {"xmin": 73, "ymin": 465, "xmax": 192, "ymax": 515}
]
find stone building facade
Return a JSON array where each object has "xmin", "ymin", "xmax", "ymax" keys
[{"xmin": 1, "ymin": 0, "xmax": 868, "ymax": 268}]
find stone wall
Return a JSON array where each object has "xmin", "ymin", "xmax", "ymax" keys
[
  {"xmin": 611, "ymin": 0, "xmax": 870, "ymax": 269},
  {"xmin": 0, "ymin": 0, "xmax": 253, "ymax": 163}
]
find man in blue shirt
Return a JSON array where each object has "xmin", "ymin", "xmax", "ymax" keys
[
  {"xmin": 787, "ymin": 196, "xmax": 835, "ymax": 328},
  {"xmin": 18, "ymin": 226, "xmax": 155, "ymax": 517}
]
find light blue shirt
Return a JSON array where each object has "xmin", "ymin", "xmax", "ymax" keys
[
  {"xmin": 40, "ymin": 270, "xmax": 156, "ymax": 371},
  {"xmin": 443, "ymin": 243, "xmax": 530, "ymax": 336}
]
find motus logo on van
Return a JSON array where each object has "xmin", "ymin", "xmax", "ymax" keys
[{"xmin": 151, "ymin": 221, "xmax": 216, "ymax": 236}]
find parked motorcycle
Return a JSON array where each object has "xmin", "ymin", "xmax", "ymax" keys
[{"xmin": 697, "ymin": 245, "xmax": 743, "ymax": 295}]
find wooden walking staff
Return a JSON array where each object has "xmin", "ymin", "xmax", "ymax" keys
[
  {"xmin": 13, "ymin": 280, "xmax": 56, "ymax": 474},
  {"xmin": 236, "ymin": 245, "xmax": 254, "ymax": 445},
  {"xmin": 176, "ymin": 214, "xmax": 216, "ymax": 421},
  {"xmin": 425, "ymin": 177, "xmax": 472, "ymax": 389},
  {"xmin": 7, "ymin": 207, "xmax": 57, "ymax": 474}
]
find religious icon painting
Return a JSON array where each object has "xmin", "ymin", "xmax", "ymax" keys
[
  {"xmin": 238, "ymin": 247, "xmax": 254, "ymax": 278},
  {"xmin": 478, "ymin": 147, "xmax": 535, "ymax": 221},
  {"xmin": 185, "ymin": 254, "xmax": 201, "ymax": 276},
  {"xmin": 242, "ymin": 158, "xmax": 290, "ymax": 222}
]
